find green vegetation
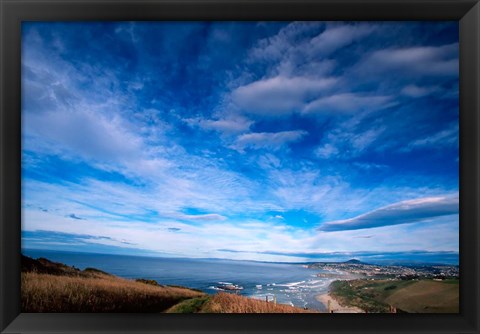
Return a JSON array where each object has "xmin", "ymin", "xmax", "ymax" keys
[
  {"xmin": 166, "ymin": 284, "xmax": 204, "ymax": 293},
  {"xmin": 384, "ymin": 285, "xmax": 397, "ymax": 291},
  {"xmin": 330, "ymin": 279, "xmax": 459, "ymax": 313},
  {"xmin": 84, "ymin": 268, "xmax": 112, "ymax": 276},
  {"xmin": 135, "ymin": 278, "xmax": 161, "ymax": 286},
  {"xmin": 166, "ymin": 296, "xmax": 211, "ymax": 313}
]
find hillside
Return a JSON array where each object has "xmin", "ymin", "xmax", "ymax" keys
[
  {"xmin": 167, "ymin": 292, "xmax": 317, "ymax": 313},
  {"xmin": 21, "ymin": 254, "xmax": 205, "ymax": 312},
  {"xmin": 21, "ymin": 255, "xmax": 314, "ymax": 313},
  {"xmin": 344, "ymin": 259, "xmax": 364, "ymax": 264},
  {"xmin": 330, "ymin": 279, "xmax": 459, "ymax": 313}
]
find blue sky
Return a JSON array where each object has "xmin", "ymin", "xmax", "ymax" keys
[{"xmin": 21, "ymin": 22, "xmax": 459, "ymax": 264}]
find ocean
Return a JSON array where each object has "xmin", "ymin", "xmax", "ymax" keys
[{"xmin": 23, "ymin": 249, "xmax": 336, "ymax": 311}]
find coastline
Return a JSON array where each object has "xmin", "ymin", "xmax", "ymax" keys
[
  {"xmin": 316, "ymin": 291, "xmax": 363, "ymax": 313},
  {"xmin": 21, "ymin": 254, "xmax": 316, "ymax": 313}
]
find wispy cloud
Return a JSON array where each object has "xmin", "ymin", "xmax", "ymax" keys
[
  {"xmin": 232, "ymin": 130, "xmax": 307, "ymax": 152},
  {"xmin": 404, "ymin": 123, "xmax": 458, "ymax": 151},
  {"xmin": 314, "ymin": 126, "xmax": 386, "ymax": 159}
]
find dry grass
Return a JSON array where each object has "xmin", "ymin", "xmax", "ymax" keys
[
  {"xmin": 22, "ymin": 272, "xmax": 204, "ymax": 312},
  {"xmin": 199, "ymin": 293, "xmax": 317, "ymax": 313}
]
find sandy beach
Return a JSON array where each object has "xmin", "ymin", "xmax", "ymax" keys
[{"xmin": 316, "ymin": 293, "xmax": 363, "ymax": 313}]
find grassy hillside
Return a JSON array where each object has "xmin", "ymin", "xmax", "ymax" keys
[
  {"xmin": 330, "ymin": 279, "xmax": 459, "ymax": 313},
  {"xmin": 202, "ymin": 293, "xmax": 317, "ymax": 313},
  {"xmin": 22, "ymin": 272, "xmax": 205, "ymax": 312},
  {"xmin": 166, "ymin": 293, "xmax": 317, "ymax": 313},
  {"xmin": 21, "ymin": 255, "xmax": 313, "ymax": 313}
]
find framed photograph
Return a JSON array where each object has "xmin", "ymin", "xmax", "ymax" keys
[{"xmin": 1, "ymin": 0, "xmax": 479, "ymax": 333}]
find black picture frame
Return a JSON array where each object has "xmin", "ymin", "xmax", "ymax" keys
[{"xmin": 1, "ymin": 0, "xmax": 479, "ymax": 333}]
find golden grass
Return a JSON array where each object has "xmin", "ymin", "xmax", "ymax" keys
[
  {"xmin": 199, "ymin": 292, "xmax": 317, "ymax": 313},
  {"xmin": 22, "ymin": 272, "xmax": 204, "ymax": 312}
]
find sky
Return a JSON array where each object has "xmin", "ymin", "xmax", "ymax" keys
[{"xmin": 21, "ymin": 21, "xmax": 459, "ymax": 264}]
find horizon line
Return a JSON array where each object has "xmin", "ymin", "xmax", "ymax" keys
[{"xmin": 21, "ymin": 247, "xmax": 459, "ymax": 266}]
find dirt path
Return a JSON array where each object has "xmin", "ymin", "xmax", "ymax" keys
[{"xmin": 316, "ymin": 293, "xmax": 363, "ymax": 313}]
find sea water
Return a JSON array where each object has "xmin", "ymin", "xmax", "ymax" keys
[{"xmin": 23, "ymin": 249, "xmax": 335, "ymax": 311}]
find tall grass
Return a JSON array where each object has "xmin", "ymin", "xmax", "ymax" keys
[
  {"xmin": 22, "ymin": 272, "xmax": 204, "ymax": 312},
  {"xmin": 200, "ymin": 293, "xmax": 317, "ymax": 313}
]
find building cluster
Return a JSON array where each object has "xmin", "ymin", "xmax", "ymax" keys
[{"xmin": 308, "ymin": 261, "xmax": 459, "ymax": 280}]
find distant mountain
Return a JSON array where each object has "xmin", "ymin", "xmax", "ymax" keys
[{"xmin": 344, "ymin": 259, "xmax": 364, "ymax": 264}]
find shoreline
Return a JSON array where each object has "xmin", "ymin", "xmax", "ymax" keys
[{"xmin": 316, "ymin": 292, "xmax": 363, "ymax": 313}]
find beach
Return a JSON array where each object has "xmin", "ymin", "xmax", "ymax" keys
[{"xmin": 316, "ymin": 292, "xmax": 363, "ymax": 313}]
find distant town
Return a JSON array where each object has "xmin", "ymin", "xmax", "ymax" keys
[{"xmin": 308, "ymin": 259, "xmax": 459, "ymax": 281}]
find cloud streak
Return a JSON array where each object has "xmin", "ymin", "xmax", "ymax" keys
[
  {"xmin": 318, "ymin": 196, "xmax": 459, "ymax": 232},
  {"xmin": 303, "ymin": 93, "xmax": 394, "ymax": 114}
]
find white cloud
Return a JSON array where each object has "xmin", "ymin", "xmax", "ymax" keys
[
  {"xmin": 309, "ymin": 24, "xmax": 375, "ymax": 56},
  {"xmin": 248, "ymin": 22, "xmax": 375, "ymax": 77},
  {"xmin": 175, "ymin": 213, "xmax": 227, "ymax": 221},
  {"xmin": 401, "ymin": 84, "xmax": 440, "ymax": 98},
  {"xmin": 248, "ymin": 22, "xmax": 323, "ymax": 63},
  {"xmin": 314, "ymin": 143, "xmax": 338, "ymax": 159},
  {"xmin": 232, "ymin": 130, "xmax": 307, "ymax": 152},
  {"xmin": 364, "ymin": 43, "xmax": 458, "ymax": 77},
  {"xmin": 314, "ymin": 126, "xmax": 385, "ymax": 160},
  {"xmin": 232, "ymin": 76, "xmax": 337, "ymax": 116},
  {"xmin": 185, "ymin": 116, "xmax": 253, "ymax": 133}
]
